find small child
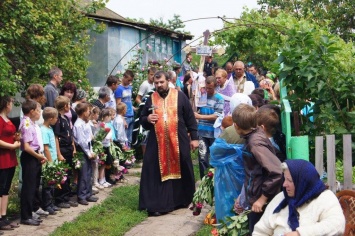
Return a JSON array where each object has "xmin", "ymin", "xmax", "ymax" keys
[
  {"xmin": 232, "ymin": 103, "xmax": 282, "ymax": 233},
  {"xmin": 53, "ymin": 96, "xmax": 78, "ymax": 209},
  {"xmin": 20, "ymin": 100, "xmax": 47, "ymax": 226},
  {"xmin": 41, "ymin": 107, "xmax": 63, "ymax": 214},
  {"xmin": 97, "ymin": 108, "xmax": 113, "ymax": 188},
  {"xmin": 113, "ymin": 102, "xmax": 128, "ymax": 149},
  {"xmin": 256, "ymin": 106, "xmax": 286, "ymax": 162},
  {"xmin": 221, "ymin": 116, "xmax": 233, "ymax": 130},
  {"xmin": 73, "ymin": 102, "xmax": 98, "ymax": 205},
  {"xmin": 88, "ymin": 105, "xmax": 101, "ymax": 191}
]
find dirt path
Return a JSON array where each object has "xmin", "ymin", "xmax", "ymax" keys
[{"xmin": 4, "ymin": 172, "xmax": 140, "ymax": 236}]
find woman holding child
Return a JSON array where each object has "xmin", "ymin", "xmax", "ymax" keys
[{"xmin": 0, "ymin": 96, "xmax": 21, "ymax": 230}]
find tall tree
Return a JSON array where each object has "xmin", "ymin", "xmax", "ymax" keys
[
  {"xmin": 257, "ymin": 0, "xmax": 355, "ymax": 42},
  {"xmin": 0, "ymin": 0, "xmax": 106, "ymax": 96}
]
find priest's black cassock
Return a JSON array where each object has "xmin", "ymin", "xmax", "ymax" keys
[{"xmin": 139, "ymin": 89, "xmax": 198, "ymax": 213}]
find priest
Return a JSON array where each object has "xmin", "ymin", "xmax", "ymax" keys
[{"xmin": 139, "ymin": 70, "xmax": 199, "ymax": 216}]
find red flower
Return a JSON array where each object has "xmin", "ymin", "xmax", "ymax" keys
[
  {"xmin": 196, "ymin": 202, "xmax": 203, "ymax": 209},
  {"xmin": 207, "ymin": 171, "xmax": 214, "ymax": 178},
  {"xmin": 211, "ymin": 228, "xmax": 218, "ymax": 236},
  {"xmin": 99, "ymin": 122, "xmax": 105, "ymax": 128},
  {"xmin": 104, "ymin": 127, "xmax": 111, "ymax": 132}
]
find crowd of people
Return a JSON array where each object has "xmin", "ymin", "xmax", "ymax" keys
[
  {"xmin": 0, "ymin": 67, "xmax": 133, "ymax": 230},
  {"xmin": 0, "ymin": 55, "xmax": 346, "ymax": 235}
]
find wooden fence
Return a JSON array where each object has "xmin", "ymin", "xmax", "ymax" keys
[{"xmin": 315, "ymin": 134, "xmax": 353, "ymax": 193}]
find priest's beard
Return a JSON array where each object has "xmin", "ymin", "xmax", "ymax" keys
[{"xmin": 158, "ymin": 88, "xmax": 169, "ymax": 98}]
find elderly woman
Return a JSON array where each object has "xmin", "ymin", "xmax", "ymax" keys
[
  {"xmin": 215, "ymin": 69, "xmax": 236, "ymax": 116},
  {"xmin": 253, "ymin": 159, "xmax": 345, "ymax": 236}
]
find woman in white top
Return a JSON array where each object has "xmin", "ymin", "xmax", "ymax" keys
[{"xmin": 253, "ymin": 159, "xmax": 345, "ymax": 236}]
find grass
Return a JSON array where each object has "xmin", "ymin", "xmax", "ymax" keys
[
  {"xmin": 194, "ymin": 224, "xmax": 213, "ymax": 236},
  {"xmin": 6, "ymin": 150, "xmax": 207, "ymax": 235},
  {"xmin": 51, "ymin": 185, "xmax": 147, "ymax": 236}
]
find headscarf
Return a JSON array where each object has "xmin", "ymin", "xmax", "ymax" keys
[
  {"xmin": 273, "ymin": 159, "xmax": 326, "ymax": 231},
  {"xmin": 230, "ymin": 93, "xmax": 252, "ymax": 113}
]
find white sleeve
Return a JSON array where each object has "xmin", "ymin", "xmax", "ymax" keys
[{"xmin": 137, "ymin": 82, "xmax": 147, "ymax": 96}]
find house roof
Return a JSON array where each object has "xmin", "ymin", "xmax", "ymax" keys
[{"xmin": 83, "ymin": 2, "xmax": 193, "ymax": 40}]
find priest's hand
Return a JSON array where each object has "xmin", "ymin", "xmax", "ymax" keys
[
  {"xmin": 190, "ymin": 140, "xmax": 198, "ymax": 151},
  {"xmin": 148, "ymin": 114, "xmax": 159, "ymax": 124}
]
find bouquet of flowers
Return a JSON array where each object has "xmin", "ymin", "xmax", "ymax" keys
[
  {"xmin": 92, "ymin": 122, "xmax": 111, "ymax": 164},
  {"xmin": 73, "ymin": 152, "xmax": 84, "ymax": 169},
  {"xmin": 191, "ymin": 168, "xmax": 215, "ymax": 216},
  {"xmin": 122, "ymin": 148, "xmax": 136, "ymax": 167},
  {"xmin": 110, "ymin": 159, "xmax": 128, "ymax": 182},
  {"xmin": 110, "ymin": 143, "xmax": 136, "ymax": 167},
  {"xmin": 42, "ymin": 160, "xmax": 70, "ymax": 189}
]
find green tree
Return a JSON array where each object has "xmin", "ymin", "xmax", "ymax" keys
[
  {"xmin": 0, "ymin": 0, "xmax": 106, "ymax": 96},
  {"xmin": 257, "ymin": 0, "xmax": 355, "ymax": 42},
  {"xmin": 214, "ymin": 10, "xmax": 355, "ymax": 135}
]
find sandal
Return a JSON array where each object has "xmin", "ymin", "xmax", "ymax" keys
[
  {"xmin": 3, "ymin": 218, "xmax": 20, "ymax": 228},
  {"xmin": 0, "ymin": 223, "xmax": 13, "ymax": 231}
]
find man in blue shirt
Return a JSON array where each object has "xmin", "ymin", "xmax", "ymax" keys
[
  {"xmin": 114, "ymin": 70, "xmax": 135, "ymax": 146},
  {"xmin": 194, "ymin": 76, "xmax": 224, "ymax": 179}
]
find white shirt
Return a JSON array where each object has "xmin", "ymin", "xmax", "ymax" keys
[{"xmin": 138, "ymin": 80, "xmax": 155, "ymax": 97}]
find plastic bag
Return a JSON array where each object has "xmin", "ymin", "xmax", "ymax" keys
[{"xmin": 210, "ymin": 138, "xmax": 245, "ymax": 223}]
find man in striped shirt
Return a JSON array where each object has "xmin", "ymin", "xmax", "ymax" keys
[{"xmin": 194, "ymin": 76, "xmax": 224, "ymax": 179}]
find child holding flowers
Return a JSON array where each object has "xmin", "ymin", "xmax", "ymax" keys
[
  {"xmin": 97, "ymin": 109, "xmax": 113, "ymax": 188},
  {"xmin": 53, "ymin": 96, "xmax": 78, "ymax": 208},
  {"xmin": 41, "ymin": 107, "xmax": 62, "ymax": 214},
  {"xmin": 73, "ymin": 102, "xmax": 98, "ymax": 205},
  {"xmin": 20, "ymin": 100, "xmax": 48, "ymax": 226},
  {"xmin": 89, "ymin": 105, "xmax": 101, "ymax": 191},
  {"xmin": 113, "ymin": 102, "xmax": 128, "ymax": 150}
]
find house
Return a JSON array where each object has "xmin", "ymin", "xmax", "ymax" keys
[{"xmin": 86, "ymin": 6, "xmax": 193, "ymax": 87}]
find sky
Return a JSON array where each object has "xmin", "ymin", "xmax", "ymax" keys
[{"xmin": 106, "ymin": 0, "xmax": 259, "ymax": 45}]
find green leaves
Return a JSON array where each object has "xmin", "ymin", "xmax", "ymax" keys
[{"xmin": 0, "ymin": 0, "xmax": 106, "ymax": 96}]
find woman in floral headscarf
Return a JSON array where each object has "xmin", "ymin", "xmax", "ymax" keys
[{"xmin": 253, "ymin": 159, "xmax": 345, "ymax": 236}]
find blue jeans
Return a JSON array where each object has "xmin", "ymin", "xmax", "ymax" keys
[
  {"xmin": 125, "ymin": 116, "xmax": 134, "ymax": 145},
  {"xmin": 198, "ymin": 136, "xmax": 215, "ymax": 179}
]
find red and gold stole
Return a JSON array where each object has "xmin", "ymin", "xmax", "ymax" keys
[{"xmin": 152, "ymin": 88, "xmax": 180, "ymax": 182}]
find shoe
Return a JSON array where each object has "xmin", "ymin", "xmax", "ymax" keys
[
  {"xmin": 94, "ymin": 183, "xmax": 104, "ymax": 189},
  {"xmin": 32, "ymin": 212, "xmax": 40, "ymax": 219},
  {"xmin": 44, "ymin": 207, "xmax": 57, "ymax": 215},
  {"xmin": 78, "ymin": 199, "xmax": 89, "ymax": 205},
  {"xmin": 92, "ymin": 186, "xmax": 99, "ymax": 191},
  {"xmin": 67, "ymin": 200, "xmax": 79, "ymax": 207},
  {"xmin": 20, "ymin": 219, "xmax": 40, "ymax": 226},
  {"xmin": 56, "ymin": 202, "xmax": 70, "ymax": 208},
  {"xmin": 147, "ymin": 211, "xmax": 167, "ymax": 217},
  {"xmin": 52, "ymin": 205, "xmax": 61, "ymax": 211},
  {"xmin": 36, "ymin": 208, "xmax": 49, "ymax": 216},
  {"xmin": 0, "ymin": 221, "xmax": 13, "ymax": 230},
  {"xmin": 92, "ymin": 189, "xmax": 99, "ymax": 195},
  {"xmin": 32, "ymin": 217, "xmax": 43, "ymax": 223},
  {"xmin": 100, "ymin": 182, "xmax": 110, "ymax": 188},
  {"xmin": 86, "ymin": 196, "xmax": 98, "ymax": 202},
  {"xmin": 106, "ymin": 178, "xmax": 117, "ymax": 185},
  {"xmin": 2, "ymin": 218, "xmax": 20, "ymax": 228}
]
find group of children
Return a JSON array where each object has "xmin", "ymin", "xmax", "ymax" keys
[
  {"xmin": 19, "ymin": 95, "xmax": 130, "ymax": 226},
  {"xmin": 212, "ymin": 101, "xmax": 286, "ymax": 233}
]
